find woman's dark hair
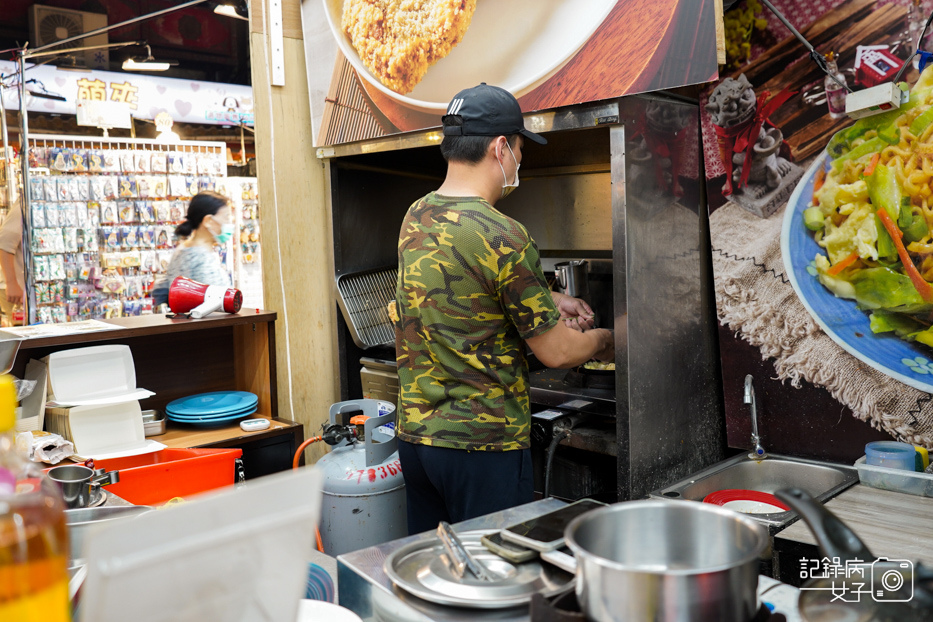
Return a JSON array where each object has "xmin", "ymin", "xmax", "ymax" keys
[
  {"xmin": 439, "ymin": 116, "xmax": 519, "ymax": 163},
  {"xmin": 175, "ymin": 191, "xmax": 229, "ymax": 238}
]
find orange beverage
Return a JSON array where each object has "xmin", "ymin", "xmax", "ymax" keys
[{"xmin": 0, "ymin": 375, "xmax": 71, "ymax": 622}]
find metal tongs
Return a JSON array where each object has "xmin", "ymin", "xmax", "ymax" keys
[{"xmin": 436, "ymin": 522, "xmax": 495, "ymax": 581}]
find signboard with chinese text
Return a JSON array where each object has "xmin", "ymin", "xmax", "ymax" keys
[{"xmin": 0, "ymin": 60, "xmax": 253, "ymax": 127}]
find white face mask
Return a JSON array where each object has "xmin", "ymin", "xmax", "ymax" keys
[{"xmin": 498, "ymin": 141, "xmax": 520, "ymax": 198}]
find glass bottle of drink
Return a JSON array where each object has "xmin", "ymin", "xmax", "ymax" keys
[
  {"xmin": 0, "ymin": 374, "xmax": 71, "ymax": 621},
  {"xmin": 910, "ymin": 0, "xmax": 926, "ymax": 69},
  {"xmin": 824, "ymin": 52, "xmax": 848, "ymax": 119}
]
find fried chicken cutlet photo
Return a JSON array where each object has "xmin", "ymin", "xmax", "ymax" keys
[{"xmin": 342, "ymin": 0, "xmax": 477, "ymax": 95}]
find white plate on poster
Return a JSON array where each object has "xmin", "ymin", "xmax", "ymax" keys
[{"xmin": 322, "ymin": 0, "xmax": 616, "ymax": 114}]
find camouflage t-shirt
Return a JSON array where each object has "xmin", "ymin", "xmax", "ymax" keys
[{"xmin": 394, "ymin": 192, "xmax": 560, "ymax": 452}]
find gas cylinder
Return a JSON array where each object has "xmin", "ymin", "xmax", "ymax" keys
[{"xmin": 317, "ymin": 399, "xmax": 407, "ymax": 556}]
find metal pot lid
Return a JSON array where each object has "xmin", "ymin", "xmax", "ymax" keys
[{"xmin": 383, "ymin": 530, "xmax": 574, "ymax": 609}]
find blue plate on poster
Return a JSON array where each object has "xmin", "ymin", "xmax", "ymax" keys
[
  {"xmin": 781, "ymin": 151, "xmax": 933, "ymax": 393},
  {"xmin": 166, "ymin": 391, "xmax": 258, "ymax": 416},
  {"xmin": 165, "ymin": 404, "xmax": 258, "ymax": 420},
  {"xmin": 165, "ymin": 410, "xmax": 257, "ymax": 425}
]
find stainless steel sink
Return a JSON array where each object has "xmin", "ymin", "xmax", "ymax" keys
[
  {"xmin": 648, "ymin": 453, "xmax": 859, "ymax": 529},
  {"xmin": 66, "ymin": 505, "xmax": 152, "ymax": 562}
]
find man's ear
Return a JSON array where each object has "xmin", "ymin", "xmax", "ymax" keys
[{"xmin": 489, "ymin": 135, "xmax": 507, "ymax": 162}]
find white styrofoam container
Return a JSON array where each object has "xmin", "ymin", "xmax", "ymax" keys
[
  {"xmin": 46, "ymin": 345, "xmax": 154, "ymax": 406},
  {"xmin": 50, "ymin": 400, "xmax": 165, "ymax": 459},
  {"xmin": 855, "ymin": 456, "xmax": 933, "ymax": 498}
]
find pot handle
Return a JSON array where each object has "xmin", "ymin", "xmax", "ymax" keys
[{"xmin": 774, "ymin": 488, "xmax": 874, "ymax": 563}]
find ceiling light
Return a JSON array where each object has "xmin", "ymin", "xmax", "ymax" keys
[
  {"xmin": 123, "ymin": 58, "xmax": 170, "ymax": 71},
  {"xmin": 122, "ymin": 45, "xmax": 177, "ymax": 72},
  {"xmin": 214, "ymin": 1, "xmax": 249, "ymax": 20}
]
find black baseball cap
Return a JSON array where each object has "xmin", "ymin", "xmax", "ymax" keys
[{"xmin": 442, "ymin": 83, "xmax": 547, "ymax": 145}]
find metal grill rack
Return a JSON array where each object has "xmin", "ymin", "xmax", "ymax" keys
[{"xmin": 336, "ymin": 267, "xmax": 397, "ymax": 349}]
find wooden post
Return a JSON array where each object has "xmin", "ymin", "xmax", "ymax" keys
[{"xmin": 248, "ymin": 0, "xmax": 340, "ymax": 463}]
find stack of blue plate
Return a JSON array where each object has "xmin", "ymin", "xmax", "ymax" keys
[{"xmin": 165, "ymin": 391, "xmax": 259, "ymax": 426}]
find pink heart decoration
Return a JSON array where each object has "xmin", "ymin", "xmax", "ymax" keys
[
  {"xmin": 174, "ymin": 100, "xmax": 192, "ymax": 117},
  {"xmin": 44, "ymin": 100, "xmax": 56, "ymax": 109},
  {"xmin": 156, "ymin": 85, "xmax": 167, "ymax": 94},
  {"xmin": 190, "ymin": 83, "xmax": 200, "ymax": 92},
  {"xmin": 149, "ymin": 107, "xmax": 161, "ymax": 119},
  {"xmin": 55, "ymin": 77, "xmax": 66, "ymax": 87}
]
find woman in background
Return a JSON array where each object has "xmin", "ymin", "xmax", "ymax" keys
[{"xmin": 152, "ymin": 191, "xmax": 234, "ymax": 307}]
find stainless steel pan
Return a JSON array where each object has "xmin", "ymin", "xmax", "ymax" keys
[{"xmin": 564, "ymin": 499, "xmax": 769, "ymax": 622}]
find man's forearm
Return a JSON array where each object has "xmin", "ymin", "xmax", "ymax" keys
[{"xmin": 0, "ymin": 250, "xmax": 16, "ymax": 285}]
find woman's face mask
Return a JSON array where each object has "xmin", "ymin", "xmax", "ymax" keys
[
  {"xmin": 498, "ymin": 140, "xmax": 520, "ymax": 199},
  {"xmin": 208, "ymin": 215, "xmax": 236, "ymax": 244}
]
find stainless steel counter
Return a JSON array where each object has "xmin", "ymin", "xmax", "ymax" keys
[{"xmin": 336, "ymin": 498, "xmax": 566, "ymax": 622}]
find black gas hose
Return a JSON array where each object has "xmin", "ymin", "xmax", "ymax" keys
[{"xmin": 544, "ymin": 428, "xmax": 572, "ymax": 498}]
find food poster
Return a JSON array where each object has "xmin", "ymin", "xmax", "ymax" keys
[
  {"xmin": 702, "ymin": 0, "xmax": 933, "ymax": 460},
  {"xmin": 300, "ymin": 0, "xmax": 719, "ymax": 146}
]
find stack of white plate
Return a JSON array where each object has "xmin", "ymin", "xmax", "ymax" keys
[{"xmin": 165, "ymin": 391, "xmax": 258, "ymax": 426}]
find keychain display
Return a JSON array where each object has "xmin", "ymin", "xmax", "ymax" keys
[{"xmin": 25, "ymin": 141, "xmax": 229, "ymax": 324}]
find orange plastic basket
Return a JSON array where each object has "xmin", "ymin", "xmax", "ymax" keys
[{"xmin": 94, "ymin": 448, "xmax": 242, "ymax": 506}]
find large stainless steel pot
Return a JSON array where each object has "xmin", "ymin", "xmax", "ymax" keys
[{"xmin": 564, "ymin": 499, "xmax": 769, "ymax": 622}]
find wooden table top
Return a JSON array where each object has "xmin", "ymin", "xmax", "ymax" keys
[
  {"xmin": 719, "ymin": 0, "xmax": 914, "ymax": 163},
  {"xmin": 777, "ymin": 484, "xmax": 933, "ymax": 566}
]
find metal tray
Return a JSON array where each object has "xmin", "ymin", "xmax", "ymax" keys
[
  {"xmin": 335, "ymin": 267, "xmax": 398, "ymax": 349},
  {"xmin": 383, "ymin": 530, "xmax": 574, "ymax": 609}
]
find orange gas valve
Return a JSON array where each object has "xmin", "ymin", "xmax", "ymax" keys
[{"xmin": 350, "ymin": 415, "xmax": 369, "ymax": 425}]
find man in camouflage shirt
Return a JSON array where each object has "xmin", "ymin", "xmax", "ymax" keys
[{"xmin": 394, "ymin": 84, "xmax": 614, "ymax": 534}]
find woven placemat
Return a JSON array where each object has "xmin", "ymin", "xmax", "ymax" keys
[{"xmin": 709, "ymin": 199, "xmax": 933, "ymax": 448}]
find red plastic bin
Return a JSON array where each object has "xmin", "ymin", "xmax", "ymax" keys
[{"xmin": 94, "ymin": 448, "xmax": 242, "ymax": 506}]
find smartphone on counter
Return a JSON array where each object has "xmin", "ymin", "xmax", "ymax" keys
[
  {"xmin": 480, "ymin": 531, "xmax": 539, "ymax": 563},
  {"xmin": 499, "ymin": 498, "xmax": 607, "ymax": 552},
  {"xmin": 539, "ymin": 546, "xmax": 577, "ymax": 574}
]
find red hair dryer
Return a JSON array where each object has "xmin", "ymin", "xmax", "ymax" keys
[{"xmin": 168, "ymin": 276, "xmax": 243, "ymax": 318}]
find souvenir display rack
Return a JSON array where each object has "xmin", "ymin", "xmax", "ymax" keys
[
  {"xmin": 219, "ymin": 176, "xmax": 263, "ymax": 309},
  {"xmin": 24, "ymin": 135, "xmax": 229, "ymax": 324}
]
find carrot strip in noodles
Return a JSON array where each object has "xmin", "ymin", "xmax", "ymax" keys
[
  {"xmin": 826, "ymin": 251, "xmax": 860, "ymax": 276},
  {"xmin": 877, "ymin": 207, "xmax": 933, "ymax": 303}
]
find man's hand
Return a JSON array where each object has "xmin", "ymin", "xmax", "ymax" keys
[
  {"xmin": 5, "ymin": 281, "xmax": 23, "ymax": 304},
  {"xmin": 592, "ymin": 329, "xmax": 614, "ymax": 362},
  {"xmin": 551, "ymin": 291, "xmax": 595, "ymax": 332}
]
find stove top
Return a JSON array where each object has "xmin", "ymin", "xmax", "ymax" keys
[{"xmin": 528, "ymin": 368, "xmax": 616, "ymax": 416}]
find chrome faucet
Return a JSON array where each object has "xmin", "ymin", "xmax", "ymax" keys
[{"xmin": 744, "ymin": 374, "xmax": 767, "ymax": 460}]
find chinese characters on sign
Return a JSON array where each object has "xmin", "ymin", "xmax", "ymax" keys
[
  {"xmin": 76, "ymin": 78, "xmax": 139, "ymax": 110},
  {"xmin": 800, "ymin": 557, "xmax": 914, "ymax": 603}
]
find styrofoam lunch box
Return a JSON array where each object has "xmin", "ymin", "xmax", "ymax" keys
[
  {"xmin": 46, "ymin": 344, "xmax": 154, "ymax": 405},
  {"xmin": 44, "ymin": 344, "xmax": 163, "ymax": 459}
]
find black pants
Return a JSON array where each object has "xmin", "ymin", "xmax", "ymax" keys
[{"xmin": 397, "ymin": 439, "xmax": 533, "ymax": 535}]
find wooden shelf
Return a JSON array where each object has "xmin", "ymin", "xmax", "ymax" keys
[
  {"xmin": 12, "ymin": 311, "xmax": 299, "ymax": 478},
  {"xmin": 10, "ymin": 309, "xmax": 277, "ymax": 351},
  {"xmin": 151, "ymin": 415, "xmax": 299, "ymax": 449}
]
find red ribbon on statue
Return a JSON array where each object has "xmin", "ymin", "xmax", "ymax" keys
[
  {"xmin": 713, "ymin": 88, "xmax": 795, "ymax": 196},
  {"xmin": 630, "ymin": 110, "xmax": 690, "ymax": 197}
]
